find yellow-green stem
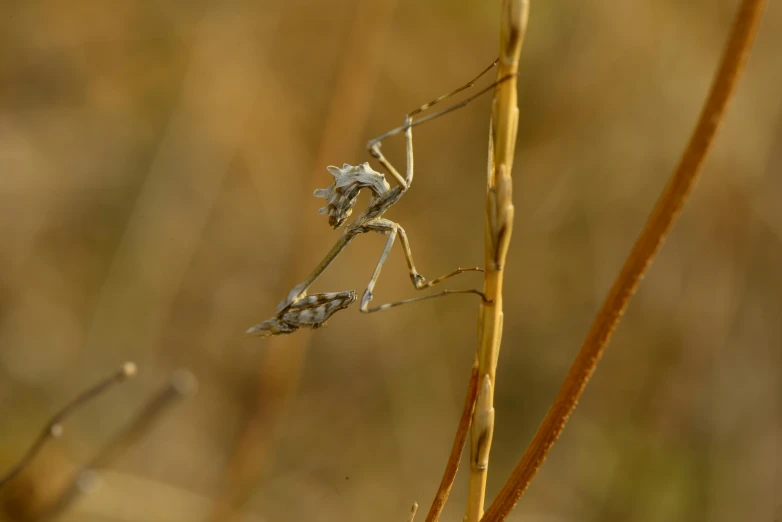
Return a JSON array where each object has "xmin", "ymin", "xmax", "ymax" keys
[{"xmin": 465, "ymin": 1, "xmax": 528, "ymax": 520}]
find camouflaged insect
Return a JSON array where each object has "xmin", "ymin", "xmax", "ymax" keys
[
  {"xmin": 247, "ymin": 60, "xmax": 507, "ymax": 338},
  {"xmin": 314, "ymin": 163, "xmax": 390, "ymax": 228},
  {"xmin": 246, "ymin": 163, "xmax": 390, "ymax": 337}
]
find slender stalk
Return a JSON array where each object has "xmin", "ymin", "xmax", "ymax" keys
[
  {"xmin": 406, "ymin": 502, "xmax": 419, "ymax": 522},
  {"xmin": 0, "ymin": 363, "xmax": 137, "ymax": 488},
  {"xmin": 423, "ymin": 357, "xmax": 480, "ymax": 522},
  {"xmin": 480, "ymin": 1, "xmax": 765, "ymax": 520},
  {"xmin": 464, "ymin": 1, "xmax": 529, "ymax": 521},
  {"xmin": 39, "ymin": 369, "xmax": 197, "ymax": 520}
]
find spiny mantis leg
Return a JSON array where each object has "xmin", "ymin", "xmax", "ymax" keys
[
  {"xmin": 246, "ymin": 234, "xmax": 357, "ymax": 336},
  {"xmin": 358, "ymin": 219, "xmax": 486, "ymax": 314},
  {"xmin": 275, "ymin": 233, "xmax": 355, "ymax": 313}
]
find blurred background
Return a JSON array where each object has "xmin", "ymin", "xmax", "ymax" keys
[{"xmin": 1, "ymin": 1, "xmax": 781, "ymax": 521}]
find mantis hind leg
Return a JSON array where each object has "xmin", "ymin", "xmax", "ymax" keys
[{"xmin": 359, "ymin": 219, "xmax": 487, "ymax": 314}]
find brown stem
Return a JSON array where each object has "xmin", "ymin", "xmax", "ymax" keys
[
  {"xmin": 423, "ymin": 357, "xmax": 480, "ymax": 522},
  {"xmin": 480, "ymin": 1, "xmax": 765, "ymax": 520}
]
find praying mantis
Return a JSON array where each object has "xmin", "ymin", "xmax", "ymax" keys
[{"xmin": 247, "ymin": 59, "xmax": 513, "ymax": 338}]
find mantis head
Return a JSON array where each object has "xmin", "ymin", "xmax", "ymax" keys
[{"xmin": 314, "ymin": 163, "xmax": 390, "ymax": 228}]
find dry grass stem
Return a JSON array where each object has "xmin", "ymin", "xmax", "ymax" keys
[
  {"xmin": 406, "ymin": 502, "xmax": 419, "ymax": 522},
  {"xmin": 0, "ymin": 362, "xmax": 137, "ymax": 489},
  {"xmin": 423, "ymin": 357, "xmax": 480, "ymax": 522},
  {"xmin": 40, "ymin": 369, "xmax": 198, "ymax": 519},
  {"xmin": 480, "ymin": 0, "xmax": 766, "ymax": 520},
  {"xmin": 464, "ymin": 0, "xmax": 529, "ymax": 521}
]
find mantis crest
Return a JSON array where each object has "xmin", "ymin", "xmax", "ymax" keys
[{"xmin": 248, "ymin": 59, "xmax": 512, "ymax": 338}]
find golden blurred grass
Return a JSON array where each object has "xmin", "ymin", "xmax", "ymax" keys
[{"xmin": 1, "ymin": 1, "xmax": 781, "ymax": 521}]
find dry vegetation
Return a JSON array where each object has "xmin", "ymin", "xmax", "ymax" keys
[{"xmin": 1, "ymin": 1, "xmax": 780, "ymax": 521}]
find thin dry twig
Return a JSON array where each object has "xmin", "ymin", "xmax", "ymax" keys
[
  {"xmin": 423, "ymin": 357, "xmax": 480, "ymax": 522},
  {"xmin": 0, "ymin": 362, "xmax": 138, "ymax": 489},
  {"xmin": 406, "ymin": 502, "xmax": 419, "ymax": 522},
  {"xmin": 464, "ymin": 0, "xmax": 529, "ymax": 521},
  {"xmin": 40, "ymin": 369, "xmax": 198, "ymax": 520},
  {"xmin": 480, "ymin": 0, "xmax": 765, "ymax": 520}
]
